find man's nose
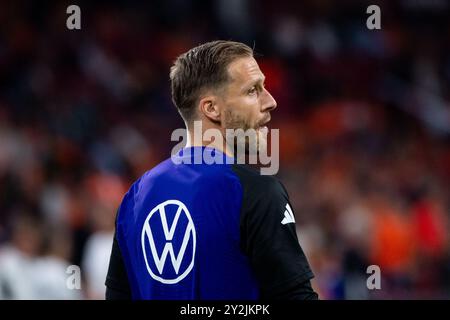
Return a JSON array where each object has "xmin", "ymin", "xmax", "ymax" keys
[{"xmin": 261, "ymin": 88, "xmax": 277, "ymax": 112}]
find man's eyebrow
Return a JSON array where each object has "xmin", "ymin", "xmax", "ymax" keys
[
  {"xmin": 257, "ymin": 75, "xmax": 266, "ymax": 84},
  {"xmin": 247, "ymin": 76, "xmax": 266, "ymax": 87}
]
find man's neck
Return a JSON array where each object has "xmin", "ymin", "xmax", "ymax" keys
[{"xmin": 185, "ymin": 126, "xmax": 234, "ymax": 157}]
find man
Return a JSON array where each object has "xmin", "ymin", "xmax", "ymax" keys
[{"xmin": 105, "ymin": 40, "xmax": 318, "ymax": 300}]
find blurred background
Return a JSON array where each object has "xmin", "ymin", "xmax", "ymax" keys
[{"xmin": 0, "ymin": 0, "xmax": 449, "ymax": 299}]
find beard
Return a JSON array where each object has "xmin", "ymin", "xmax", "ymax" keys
[{"xmin": 223, "ymin": 109, "xmax": 269, "ymax": 159}]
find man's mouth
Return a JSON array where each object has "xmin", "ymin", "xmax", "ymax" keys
[{"xmin": 256, "ymin": 116, "xmax": 271, "ymax": 133}]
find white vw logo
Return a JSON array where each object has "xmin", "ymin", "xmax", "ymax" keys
[{"xmin": 141, "ymin": 199, "xmax": 196, "ymax": 284}]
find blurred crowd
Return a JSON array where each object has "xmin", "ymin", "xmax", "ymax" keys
[{"xmin": 0, "ymin": 0, "xmax": 449, "ymax": 299}]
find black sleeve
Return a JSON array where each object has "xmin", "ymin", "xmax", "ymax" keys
[
  {"xmin": 232, "ymin": 165, "xmax": 318, "ymax": 300},
  {"xmin": 272, "ymin": 279, "xmax": 318, "ymax": 300},
  {"xmin": 105, "ymin": 234, "xmax": 132, "ymax": 300}
]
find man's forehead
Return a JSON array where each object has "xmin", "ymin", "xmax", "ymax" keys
[{"xmin": 227, "ymin": 57, "xmax": 264, "ymax": 82}]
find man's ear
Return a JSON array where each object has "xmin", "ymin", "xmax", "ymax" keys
[{"xmin": 199, "ymin": 96, "xmax": 221, "ymax": 124}]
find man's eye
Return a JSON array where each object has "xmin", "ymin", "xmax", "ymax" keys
[{"xmin": 248, "ymin": 87, "xmax": 257, "ymax": 95}]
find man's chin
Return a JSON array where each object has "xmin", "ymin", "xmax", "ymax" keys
[{"xmin": 224, "ymin": 126, "xmax": 269, "ymax": 158}]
